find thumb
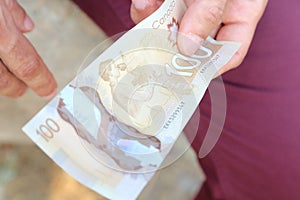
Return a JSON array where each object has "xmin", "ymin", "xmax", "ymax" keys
[
  {"xmin": 130, "ymin": 0, "xmax": 163, "ymax": 24},
  {"xmin": 178, "ymin": 0, "xmax": 226, "ymax": 56}
]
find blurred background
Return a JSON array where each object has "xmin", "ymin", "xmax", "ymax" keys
[{"xmin": 0, "ymin": 0, "xmax": 204, "ymax": 199}]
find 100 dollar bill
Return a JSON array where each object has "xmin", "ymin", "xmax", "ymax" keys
[{"xmin": 22, "ymin": 0, "xmax": 240, "ymax": 199}]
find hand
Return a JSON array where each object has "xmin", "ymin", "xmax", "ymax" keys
[
  {"xmin": 131, "ymin": 0, "xmax": 268, "ymax": 75},
  {"xmin": 0, "ymin": 0, "xmax": 57, "ymax": 98}
]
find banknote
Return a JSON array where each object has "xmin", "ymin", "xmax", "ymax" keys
[{"xmin": 22, "ymin": 0, "xmax": 240, "ymax": 199}]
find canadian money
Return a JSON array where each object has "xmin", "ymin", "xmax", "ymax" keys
[{"xmin": 22, "ymin": 0, "xmax": 240, "ymax": 199}]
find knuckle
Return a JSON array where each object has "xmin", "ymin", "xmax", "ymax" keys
[
  {"xmin": 0, "ymin": 6, "xmax": 12, "ymax": 36},
  {"xmin": 5, "ymin": 1, "xmax": 13, "ymax": 10},
  {"xmin": 205, "ymin": 4, "xmax": 224, "ymax": 26},
  {"xmin": 5, "ymin": 0, "xmax": 16, "ymax": 10},
  {"xmin": 0, "ymin": 34, "xmax": 19, "ymax": 54},
  {"xmin": 15, "ymin": 58, "xmax": 40, "ymax": 79}
]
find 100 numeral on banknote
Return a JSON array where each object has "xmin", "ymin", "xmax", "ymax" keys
[
  {"xmin": 36, "ymin": 118, "xmax": 60, "ymax": 142},
  {"xmin": 22, "ymin": 0, "xmax": 240, "ymax": 199}
]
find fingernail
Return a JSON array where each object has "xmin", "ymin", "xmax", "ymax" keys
[
  {"xmin": 24, "ymin": 16, "xmax": 34, "ymax": 30},
  {"xmin": 179, "ymin": 33, "xmax": 204, "ymax": 56},
  {"xmin": 132, "ymin": 0, "xmax": 149, "ymax": 10},
  {"xmin": 43, "ymin": 89, "xmax": 57, "ymax": 100}
]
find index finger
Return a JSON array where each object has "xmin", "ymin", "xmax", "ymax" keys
[
  {"xmin": 0, "ymin": 33, "xmax": 57, "ymax": 98},
  {"xmin": 0, "ymin": 31, "xmax": 57, "ymax": 98}
]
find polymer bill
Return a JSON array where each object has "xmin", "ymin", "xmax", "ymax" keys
[{"xmin": 22, "ymin": 0, "xmax": 240, "ymax": 199}]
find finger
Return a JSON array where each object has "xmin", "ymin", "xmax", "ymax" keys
[
  {"xmin": 178, "ymin": 0, "xmax": 227, "ymax": 56},
  {"xmin": 5, "ymin": 0, "xmax": 34, "ymax": 32},
  {"xmin": 0, "ymin": 6, "xmax": 57, "ymax": 98},
  {"xmin": 184, "ymin": 0, "xmax": 222, "ymax": 39},
  {"xmin": 210, "ymin": 24, "xmax": 222, "ymax": 38},
  {"xmin": 214, "ymin": 22, "xmax": 255, "ymax": 76},
  {"xmin": 183, "ymin": 0, "xmax": 194, "ymax": 6},
  {"xmin": 0, "ymin": 61, "xmax": 27, "ymax": 98},
  {"xmin": 0, "ymin": 34, "xmax": 57, "ymax": 98},
  {"xmin": 130, "ymin": 0, "xmax": 163, "ymax": 24}
]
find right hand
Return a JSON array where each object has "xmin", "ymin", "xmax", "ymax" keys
[
  {"xmin": 0, "ymin": 0, "xmax": 57, "ymax": 98},
  {"xmin": 131, "ymin": 0, "xmax": 268, "ymax": 76}
]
